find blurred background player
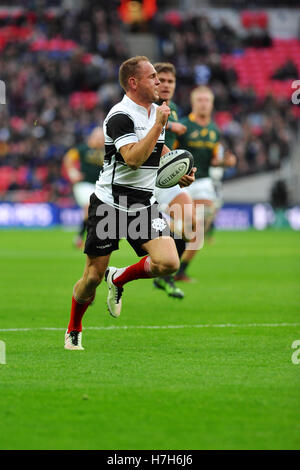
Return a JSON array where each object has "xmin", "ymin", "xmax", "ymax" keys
[
  {"xmin": 174, "ymin": 86, "xmax": 236, "ymax": 282},
  {"xmin": 207, "ymin": 163, "xmax": 225, "ymax": 244},
  {"xmin": 64, "ymin": 127, "xmax": 105, "ymax": 249},
  {"xmin": 153, "ymin": 62, "xmax": 194, "ymax": 299}
]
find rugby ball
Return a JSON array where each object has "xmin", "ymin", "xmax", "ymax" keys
[{"xmin": 156, "ymin": 149, "xmax": 194, "ymax": 188}]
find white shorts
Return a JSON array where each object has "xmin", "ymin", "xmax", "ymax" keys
[
  {"xmin": 154, "ymin": 184, "xmax": 182, "ymax": 213},
  {"xmin": 183, "ymin": 177, "xmax": 217, "ymax": 202},
  {"xmin": 73, "ymin": 182, "xmax": 95, "ymax": 208},
  {"xmin": 212, "ymin": 180, "xmax": 223, "ymax": 210}
]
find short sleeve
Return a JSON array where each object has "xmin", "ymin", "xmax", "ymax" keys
[
  {"xmin": 106, "ymin": 113, "xmax": 138, "ymax": 151},
  {"xmin": 64, "ymin": 148, "xmax": 80, "ymax": 162}
]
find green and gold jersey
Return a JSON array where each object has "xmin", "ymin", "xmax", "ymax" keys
[
  {"xmin": 176, "ymin": 114, "xmax": 220, "ymax": 179},
  {"xmin": 165, "ymin": 100, "xmax": 179, "ymax": 150},
  {"xmin": 66, "ymin": 143, "xmax": 104, "ymax": 184}
]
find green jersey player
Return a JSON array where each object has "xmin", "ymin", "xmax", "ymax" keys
[
  {"xmin": 153, "ymin": 62, "xmax": 195, "ymax": 298},
  {"xmin": 64, "ymin": 127, "xmax": 104, "ymax": 249},
  {"xmin": 174, "ymin": 86, "xmax": 236, "ymax": 282}
]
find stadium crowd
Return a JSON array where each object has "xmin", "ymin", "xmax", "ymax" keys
[
  {"xmin": 154, "ymin": 12, "xmax": 299, "ymax": 176},
  {"xmin": 0, "ymin": 1, "xmax": 299, "ymax": 202}
]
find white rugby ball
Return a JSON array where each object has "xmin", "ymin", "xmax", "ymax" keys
[{"xmin": 156, "ymin": 149, "xmax": 194, "ymax": 188}]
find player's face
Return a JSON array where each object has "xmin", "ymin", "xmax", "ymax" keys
[
  {"xmin": 157, "ymin": 72, "xmax": 176, "ymax": 102},
  {"xmin": 135, "ymin": 61, "xmax": 160, "ymax": 103},
  {"xmin": 192, "ymin": 91, "xmax": 214, "ymax": 118}
]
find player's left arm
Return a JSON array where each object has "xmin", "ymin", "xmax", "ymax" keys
[
  {"xmin": 224, "ymin": 150, "xmax": 237, "ymax": 167},
  {"xmin": 211, "ymin": 131, "xmax": 237, "ymax": 168},
  {"xmin": 63, "ymin": 148, "xmax": 84, "ymax": 183},
  {"xmin": 211, "ymin": 149, "xmax": 236, "ymax": 167}
]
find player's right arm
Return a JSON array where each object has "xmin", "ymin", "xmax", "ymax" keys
[
  {"xmin": 211, "ymin": 147, "xmax": 237, "ymax": 167},
  {"xmin": 107, "ymin": 102, "xmax": 170, "ymax": 170},
  {"xmin": 63, "ymin": 148, "xmax": 83, "ymax": 183},
  {"xmin": 172, "ymin": 117, "xmax": 188, "ymax": 149},
  {"xmin": 166, "ymin": 121, "xmax": 187, "ymax": 136}
]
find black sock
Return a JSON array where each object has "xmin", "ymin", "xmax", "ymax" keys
[
  {"xmin": 78, "ymin": 219, "xmax": 87, "ymax": 238},
  {"xmin": 177, "ymin": 261, "xmax": 188, "ymax": 275},
  {"xmin": 174, "ymin": 237, "xmax": 186, "ymax": 259},
  {"xmin": 207, "ymin": 221, "xmax": 215, "ymax": 238}
]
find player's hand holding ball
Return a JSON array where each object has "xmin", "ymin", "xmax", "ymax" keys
[
  {"xmin": 178, "ymin": 167, "xmax": 196, "ymax": 188},
  {"xmin": 156, "ymin": 150, "xmax": 194, "ymax": 188},
  {"xmin": 156, "ymin": 101, "xmax": 170, "ymax": 127}
]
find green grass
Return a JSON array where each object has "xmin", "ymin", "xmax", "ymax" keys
[{"xmin": 0, "ymin": 229, "xmax": 299, "ymax": 450}]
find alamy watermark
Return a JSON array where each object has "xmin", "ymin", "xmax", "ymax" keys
[
  {"xmin": 95, "ymin": 198, "xmax": 204, "ymax": 250},
  {"xmin": 0, "ymin": 80, "xmax": 6, "ymax": 105},
  {"xmin": 291, "ymin": 80, "xmax": 300, "ymax": 105},
  {"xmin": 291, "ymin": 340, "xmax": 300, "ymax": 365}
]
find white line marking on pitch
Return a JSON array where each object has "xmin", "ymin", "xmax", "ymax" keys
[{"xmin": 0, "ymin": 322, "xmax": 300, "ymax": 332}]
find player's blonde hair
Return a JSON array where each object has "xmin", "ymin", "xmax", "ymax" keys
[
  {"xmin": 119, "ymin": 56, "xmax": 150, "ymax": 91},
  {"xmin": 190, "ymin": 86, "xmax": 214, "ymax": 104}
]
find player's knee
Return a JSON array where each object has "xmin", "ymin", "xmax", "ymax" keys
[
  {"xmin": 84, "ymin": 268, "xmax": 102, "ymax": 290},
  {"xmin": 158, "ymin": 257, "xmax": 180, "ymax": 275}
]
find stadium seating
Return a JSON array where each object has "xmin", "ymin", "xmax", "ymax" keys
[
  {"xmin": 0, "ymin": 4, "xmax": 299, "ymax": 202},
  {"xmin": 222, "ymin": 39, "xmax": 300, "ymax": 99},
  {"xmin": 241, "ymin": 10, "xmax": 268, "ymax": 29}
]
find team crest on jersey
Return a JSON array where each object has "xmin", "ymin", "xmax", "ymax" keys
[
  {"xmin": 200, "ymin": 128, "xmax": 208, "ymax": 137},
  {"xmin": 152, "ymin": 218, "xmax": 167, "ymax": 232},
  {"xmin": 190, "ymin": 130, "xmax": 199, "ymax": 139},
  {"xmin": 209, "ymin": 130, "xmax": 217, "ymax": 141}
]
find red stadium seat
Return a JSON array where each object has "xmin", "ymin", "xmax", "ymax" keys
[
  {"xmin": 35, "ymin": 167, "xmax": 49, "ymax": 183},
  {"xmin": 15, "ymin": 167, "xmax": 29, "ymax": 187},
  {"xmin": 31, "ymin": 37, "xmax": 78, "ymax": 52},
  {"xmin": 70, "ymin": 92, "xmax": 99, "ymax": 111},
  {"xmin": 0, "ymin": 167, "xmax": 14, "ymax": 192},
  {"xmin": 222, "ymin": 39, "xmax": 300, "ymax": 99},
  {"xmin": 241, "ymin": 11, "xmax": 268, "ymax": 29},
  {"xmin": 214, "ymin": 111, "xmax": 233, "ymax": 130}
]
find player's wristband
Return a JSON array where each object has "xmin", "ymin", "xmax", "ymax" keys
[{"xmin": 167, "ymin": 121, "xmax": 173, "ymax": 131}]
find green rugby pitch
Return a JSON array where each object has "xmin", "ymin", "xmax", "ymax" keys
[{"xmin": 0, "ymin": 229, "xmax": 299, "ymax": 450}]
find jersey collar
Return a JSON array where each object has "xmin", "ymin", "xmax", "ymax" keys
[
  {"xmin": 123, "ymin": 94, "xmax": 156, "ymax": 117},
  {"xmin": 189, "ymin": 113, "xmax": 212, "ymax": 126}
]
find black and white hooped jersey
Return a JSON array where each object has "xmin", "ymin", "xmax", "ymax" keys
[{"xmin": 95, "ymin": 94, "xmax": 165, "ymax": 212}]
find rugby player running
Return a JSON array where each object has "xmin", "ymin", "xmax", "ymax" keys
[
  {"xmin": 174, "ymin": 86, "xmax": 236, "ymax": 282},
  {"xmin": 65, "ymin": 56, "xmax": 196, "ymax": 350}
]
